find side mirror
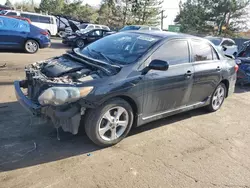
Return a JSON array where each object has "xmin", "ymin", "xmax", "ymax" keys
[
  {"xmin": 222, "ymin": 45, "xmax": 227, "ymax": 51},
  {"xmin": 148, "ymin": 59, "xmax": 169, "ymax": 71},
  {"xmin": 142, "ymin": 59, "xmax": 169, "ymax": 75}
]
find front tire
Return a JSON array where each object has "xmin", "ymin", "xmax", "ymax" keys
[
  {"xmin": 206, "ymin": 83, "xmax": 226, "ymax": 112},
  {"xmin": 24, "ymin": 39, "xmax": 39, "ymax": 54},
  {"xmin": 84, "ymin": 98, "xmax": 134, "ymax": 147},
  {"xmin": 75, "ymin": 39, "xmax": 85, "ymax": 48}
]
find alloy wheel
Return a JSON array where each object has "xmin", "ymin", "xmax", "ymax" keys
[
  {"xmin": 212, "ymin": 85, "xmax": 225, "ymax": 110},
  {"xmin": 98, "ymin": 106, "xmax": 129, "ymax": 141},
  {"xmin": 25, "ymin": 41, "xmax": 38, "ymax": 53}
]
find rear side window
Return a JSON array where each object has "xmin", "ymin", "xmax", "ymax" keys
[
  {"xmin": 87, "ymin": 25, "xmax": 94, "ymax": 29},
  {"xmin": 102, "ymin": 26, "xmax": 109, "ymax": 30},
  {"xmin": 152, "ymin": 40, "xmax": 190, "ymax": 65},
  {"xmin": 95, "ymin": 25, "xmax": 101, "ymax": 29},
  {"xmin": 191, "ymin": 40, "xmax": 213, "ymax": 62},
  {"xmin": 6, "ymin": 12, "xmax": 17, "ymax": 16},
  {"xmin": 39, "ymin": 16, "xmax": 50, "ymax": 23},
  {"xmin": 29, "ymin": 15, "xmax": 39, "ymax": 22}
]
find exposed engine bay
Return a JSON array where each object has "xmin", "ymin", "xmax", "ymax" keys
[
  {"xmin": 27, "ymin": 54, "xmax": 107, "ymax": 85},
  {"xmin": 23, "ymin": 53, "xmax": 113, "ymax": 135}
]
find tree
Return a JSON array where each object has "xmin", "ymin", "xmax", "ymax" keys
[
  {"xmin": 175, "ymin": 0, "xmax": 250, "ymax": 36},
  {"xmin": 130, "ymin": 0, "xmax": 163, "ymax": 25},
  {"xmin": 5, "ymin": 0, "xmax": 13, "ymax": 7},
  {"xmin": 39, "ymin": 0, "xmax": 64, "ymax": 14},
  {"xmin": 15, "ymin": 1, "xmax": 36, "ymax": 12}
]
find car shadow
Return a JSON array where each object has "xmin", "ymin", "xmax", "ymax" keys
[
  {"xmin": 234, "ymin": 84, "xmax": 250, "ymax": 93},
  {"xmin": 0, "ymin": 100, "xmax": 206, "ymax": 172}
]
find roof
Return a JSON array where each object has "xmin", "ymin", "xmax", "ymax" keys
[{"xmin": 127, "ymin": 30, "xmax": 196, "ymax": 39}]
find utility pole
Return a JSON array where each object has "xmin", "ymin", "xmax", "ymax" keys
[{"xmin": 161, "ymin": 10, "xmax": 164, "ymax": 30}]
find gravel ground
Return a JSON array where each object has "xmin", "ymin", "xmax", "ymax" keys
[{"xmin": 1, "ymin": 40, "xmax": 250, "ymax": 188}]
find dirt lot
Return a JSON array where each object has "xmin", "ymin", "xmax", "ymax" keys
[{"xmin": 1, "ymin": 39, "xmax": 250, "ymax": 188}]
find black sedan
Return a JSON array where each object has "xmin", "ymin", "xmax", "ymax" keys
[
  {"xmin": 62, "ymin": 28, "xmax": 110, "ymax": 48},
  {"xmin": 15, "ymin": 31, "xmax": 237, "ymax": 146}
]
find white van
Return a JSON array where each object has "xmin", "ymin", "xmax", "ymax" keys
[{"xmin": 0, "ymin": 10, "xmax": 57, "ymax": 36}]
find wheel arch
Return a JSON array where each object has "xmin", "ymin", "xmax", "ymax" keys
[{"xmin": 221, "ymin": 79, "xmax": 229, "ymax": 98}]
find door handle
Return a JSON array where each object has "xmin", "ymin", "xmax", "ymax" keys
[{"xmin": 185, "ymin": 70, "xmax": 193, "ymax": 77}]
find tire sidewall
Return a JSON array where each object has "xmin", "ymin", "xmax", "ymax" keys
[
  {"xmin": 25, "ymin": 39, "xmax": 39, "ymax": 54},
  {"xmin": 86, "ymin": 99, "xmax": 134, "ymax": 146},
  {"xmin": 209, "ymin": 83, "xmax": 226, "ymax": 112},
  {"xmin": 76, "ymin": 39, "xmax": 84, "ymax": 48}
]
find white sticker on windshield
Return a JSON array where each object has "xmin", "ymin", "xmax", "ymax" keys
[{"xmin": 138, "ymin": 35, "xmax": 157, "ymax": 42}]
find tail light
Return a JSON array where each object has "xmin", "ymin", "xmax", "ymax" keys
[
  {"xmin": 40, "ymin": 31, "xmax": 48, "ymax": 35},
  {"xmin": 234, "ymin": 64, "xmax": 239, "ymax": 72}
]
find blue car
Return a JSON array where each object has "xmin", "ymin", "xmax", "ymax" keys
[{"xmin": 0, "ymin": 16, "xmax": 50, "ymax": 53}]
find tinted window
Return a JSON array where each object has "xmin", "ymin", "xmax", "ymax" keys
[
  {"xmin": 29, "ymin": 15, "xmax": 39, "ymax": 22},
  {"xmin": 87, "ymin": 25, "xmax": 94, "ymax": 29},
  {"xmin": 89, "ymin": 30, "xmax": 102, "ymax": 36},
  {"xmin": 102, "ymin": 26, "xmax": 109, "ymax": 30},
  {"xmin": 119, "ymin": 25, "xmax": 141, "ymax": 31},
  {"xmin": 192, "ymin": 40, "xmax": 213, "ymax": 61},
  {"xmin": 152, "ymin": 40, "xmax": 189, "ymax": 65},
  {"xmin": 222, "ymin": 40, "xmax": 235, "ymax": 46},
  {"xmin": 6, "ymin": 12, "xmax": 17, "ymax": 16},
  {"xmin": 80, "ymin": 24, "xmax": 87, "ymax": 29},
  {"xmin": 238, "ymin": 46, "xmax": 250, "ymax": 57},
  {"xmin": 80, "ymin": 33, "xmax": 161, "ymax": 65},
  {"xmin": 95, "ymin": 25, "xmax": 101, "ymax": 29},
  {"xmin": 206, "ymin": 38, "xmax": 222, "ymax": 46},
  {"xmin": 20, "ymin": 13, "xmax": 30, "ymax": 19},
  {"xmin": 39, "ymin": 16, "xmax": 50, "ymax": 23}
]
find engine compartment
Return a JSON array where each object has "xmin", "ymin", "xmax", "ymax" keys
[{"xmin": 26, "ymin": 55, "xmax": 106, "ymax": 84}]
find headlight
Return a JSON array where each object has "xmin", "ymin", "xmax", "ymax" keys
[
  {"xmin": 68, "ymin": 35, "xmax": 76, "ymax": 39},
  {"xmin": 38, "ymin": 87, "xmax": 93, "ymax": 106}
]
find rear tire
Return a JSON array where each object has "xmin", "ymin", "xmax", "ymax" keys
[
  {"xmin": 84, "ymin": 98, "xmax": 134, "ymax": 147},
  {"xmin": 206, "ymin": 83, "xmax": 226, "ymax": 112},
  {"xmin": 24, "ymin": 39, "xmax": 39, "ymax": 54}
]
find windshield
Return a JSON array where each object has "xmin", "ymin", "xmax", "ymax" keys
[
  {"xmin": 119, "ymin": 25, "xmax": 141, "ymax": 32},
  {"xmin": 0, "ymin": 10, "xmax": 7, "ymax": 15},
  {"xmin": 206, "ymin": 37, "xmax": 222, "ymax": 46},
  {"xmin": 80, "ymin": 33, "xmax": 161, "ymax": 65},
  {"xmin": 79, "ymin": 24, "xmax": 87, "ymax": 29}
]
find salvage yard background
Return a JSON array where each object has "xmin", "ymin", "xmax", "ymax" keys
[{"xmin": 1, "ymin": 40, "xmax": 250, "ymax": 187}]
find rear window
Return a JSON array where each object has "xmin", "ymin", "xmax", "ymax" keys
[
  {"xmin": 120, "ymin": 25, "xmax": 141, "ymax": 32},
  {"xmin": 6, "ymin": 12, "xmax": 17, "ymax": 16},
  {"xmin": 206, "ymin": 37, "xmax": 222, "ymax": 46}
]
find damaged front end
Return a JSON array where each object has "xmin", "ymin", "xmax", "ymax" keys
[
  {"xmin": 14, "ymin": 53, "xmax": 110, "ymax": 135},
  {"xmin": 236, "ymin": 58, "xmax": 250, "ymax": 85}
]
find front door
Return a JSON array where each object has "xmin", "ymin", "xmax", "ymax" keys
[
  {"xmin": 87, "ymin": 30, "xmax": 102, "ymax": 43},
  {"xmin": 188, "ymin": 39, "xmax": 222, "ymax": 105},
  {"xmin": 142, "ymin": 39, "xmax": 194, "ymax": 118}
]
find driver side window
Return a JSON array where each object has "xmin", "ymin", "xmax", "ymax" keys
[{"xmin": 89, "ymin": 30, "xmax": 102, "ymax": 37}]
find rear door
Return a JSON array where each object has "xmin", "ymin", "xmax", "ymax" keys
[
  {"xmin": 142, "ymin": 39, "xmax": 194, "ymax": 118},
  {"xmin": 188, "ymin": 39, "xmax": 222, "ymax": 105}
]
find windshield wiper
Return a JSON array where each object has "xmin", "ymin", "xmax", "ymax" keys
[{"xmin": 90, "ymin": 49, "xmax": 119, "ymax": 67}]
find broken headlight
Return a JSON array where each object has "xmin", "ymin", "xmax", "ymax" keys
[{"xmin": 38, "ymin": 87, "xmax": 93, "ymax": 106}]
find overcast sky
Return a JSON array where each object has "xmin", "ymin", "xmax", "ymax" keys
[{"xmin": 0, "ymin": 0, "xmax": 182, "ymax": 29}]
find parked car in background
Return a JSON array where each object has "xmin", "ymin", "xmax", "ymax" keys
[
  {"xmin": 0, "ymin": 16, "xmax": 50, "ymax": 53},
  {"xmin": 105, "ymin": 25, "xmax": 162, "ymax": 36},
  {"xmin": 0, "ymin": 10, "xmax": 57, "ymax": 36},
  {"xmin": 205, "ymin": 36, "xmax": 238, "ymax": 57},
  {"xmin": 235, "ymin": 40, "xmax": 250, "ymax": 85},
  {"xmin": 64, "ymin": 22, "xmax": 110, "ymax": 36},
  {"xmin": 1, "ymin": 15, "xmax": 31, "ymax": 23},
  {"xmin": 14, "ymin": 31, "xmax": 237, "ymax": 146},
  {"xmin": 62, "ymin": 28, "xmax": 110, "ymax": 48}
]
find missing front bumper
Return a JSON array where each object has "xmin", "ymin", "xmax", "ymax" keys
[{"xmin": 14, "ymin": 80, "xmax": 83, "ymax": 135}]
